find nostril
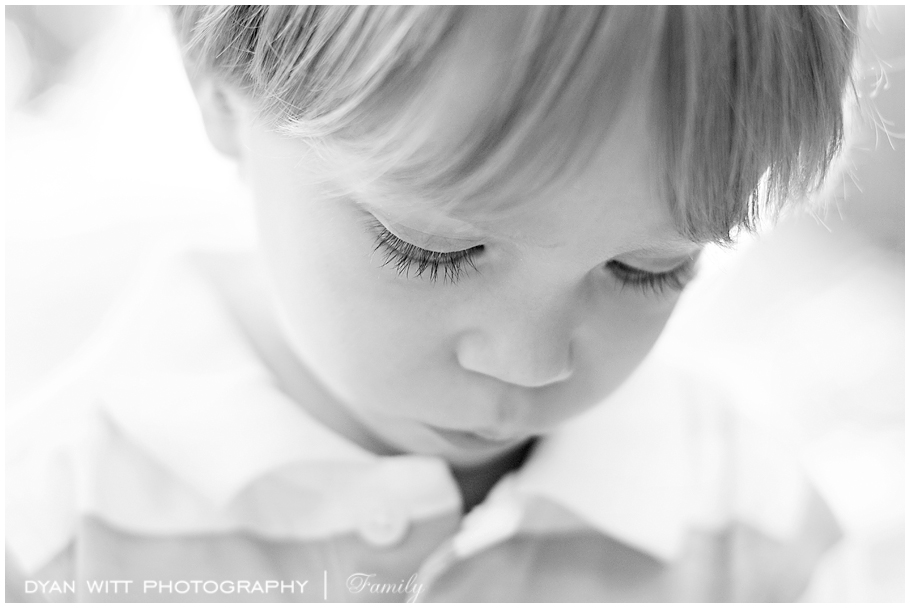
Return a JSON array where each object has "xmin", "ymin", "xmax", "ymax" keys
[
  {"xmin": 505, "ymin": 366, "xmax": 572, "ymax": 389},
  {"xmin": 456, "ymin": 333, "xmax": 573, "ymax": 388}
]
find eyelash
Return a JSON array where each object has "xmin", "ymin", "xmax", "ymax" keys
[
  {"xmin": 605, "ymin": 259, "xmax": 698, "ymax": 295},
  {"xmin": 370, "ymin": 221, "xmax": 483, "ymax": 284},
  {"xmin": 369, "ymin": 219, "xmax": 696, "ymax": 294}
]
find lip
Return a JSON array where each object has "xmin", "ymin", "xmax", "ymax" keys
[{"xmin": 427, "ymin": 425, "xmax": 522, "ymax": 451}]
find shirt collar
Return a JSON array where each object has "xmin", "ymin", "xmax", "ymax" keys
[
  {"xmin": 510, "ymin": 356, "xmax": 692, "ymax": 561},
  {"xmin": 99, "ymin": 248, "xmax": 690, "ymax": 561}
]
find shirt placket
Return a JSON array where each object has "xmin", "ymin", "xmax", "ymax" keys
[{"xmin": 409, "ymin": 493, "xmax": 525, "ymax": 602}]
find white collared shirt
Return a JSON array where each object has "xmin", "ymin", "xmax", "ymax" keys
[{"xmin": 6, "ymin": 243, "xmax": 836, "ymax": 602}]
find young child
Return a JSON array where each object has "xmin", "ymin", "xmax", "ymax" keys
[{"xmin": 7, "ymin": 6, "xmax": 858, "ymax": 602}]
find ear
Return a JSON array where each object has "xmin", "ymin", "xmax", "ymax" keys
[{"xmin": 188, "ymin": 74, "xmax": 246, "ymax": 159}]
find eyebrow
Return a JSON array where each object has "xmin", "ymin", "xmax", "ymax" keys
[
  {"xmin": 355, "ymin": 189, "xmax": 704, "ymax": 258},
  {"xmin": 622, "ymin": 240, "xmax": 704, "ymax": 258},
  {"xmin": 357, "ymin": 196, "xmax": 487, "ymax": 242}
]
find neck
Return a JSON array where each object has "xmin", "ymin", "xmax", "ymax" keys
[{"xmin": 451, "ymin": 439, "xmax": 537, "ymax": 513}]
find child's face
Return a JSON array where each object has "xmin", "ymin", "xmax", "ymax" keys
[{"xmin": 216, "ymin": 39, "xmax": 701, "ymax": 466}]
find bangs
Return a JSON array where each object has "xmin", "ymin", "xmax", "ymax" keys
[
  {"xmin": 172, "ymin": 6, "xmax": 859, "ymax": 242},
  {"xmin": 279, "ymin": 7, "xmax": 666, "ymax": 218},
  {"xmin": 655, "ymin": 6, "xmax": 858, "ymax": 242}
]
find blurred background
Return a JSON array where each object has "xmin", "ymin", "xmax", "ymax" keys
[{"xmin": 5, "ymin": 6, "xmax": 904, "ymax": 602}]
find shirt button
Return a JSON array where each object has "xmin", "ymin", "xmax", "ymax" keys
[{"xmin": 358, "ymin": 508, "xmax": 410, "ymax": 547}]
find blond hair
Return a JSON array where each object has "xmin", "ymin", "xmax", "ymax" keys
[{"xmin": 171, "ymin": 6, "xmax": 858, "ymax": 243}]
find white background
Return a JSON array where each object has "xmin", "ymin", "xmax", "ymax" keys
[{"xmin": 5, "ymin": 6, "xmax": 904, "ymax": 601}]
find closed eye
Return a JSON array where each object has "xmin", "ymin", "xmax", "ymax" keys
[
  {"xmin": 368, "ymin": 218, "xmax": 483, "ymax": 284},
  {"xmin": 606, "ymin": 256, "xmax": 699, "ymax": 295}
]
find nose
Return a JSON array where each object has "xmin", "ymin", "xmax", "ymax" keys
[{"xmin": 455, "ymin": 313, "xmax": 574, "ymax": 389}]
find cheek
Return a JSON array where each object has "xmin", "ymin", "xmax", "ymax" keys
[
  {"xmin": 598, "ymin": 292, "xmax": 678, "ymax": 361},
  {"xmin": 251, "ymin": 179, "xmax": 454, "ymax": 406},
  {"xmin": 573, "ymin": 291, "xmax": 680, "ymax": 396}
]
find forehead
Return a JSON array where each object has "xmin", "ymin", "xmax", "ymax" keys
[{"xmin": 372, "ymin": 99, "xmax": 697, "ymax": 258}]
